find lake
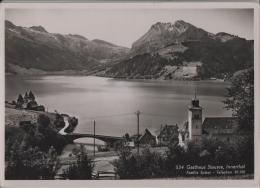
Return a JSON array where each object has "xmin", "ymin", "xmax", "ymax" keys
[{"xmin": 5, "ymin": 75, "xmax": 232, "ymax": 136}]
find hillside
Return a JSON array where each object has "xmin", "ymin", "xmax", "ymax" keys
[
  {"xmin": 104, "ymin": 20, "xmax": 253, "ymax": 80},
  {"xmin": 5, "ymin": 20, "xmax": 129, "ymax": 74},
  {"xmin": 5, "ymin": 20, "xmax": 253, "ymax": 79}
]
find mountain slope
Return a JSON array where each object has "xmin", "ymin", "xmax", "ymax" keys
[
  {"xmin": 131, "ymin": 20, "xmax": 214, "ymax": 56},
  {"xmin": 5, "ymin": 20, "xmax": 129, "ymax": 74},
  {"xmin": 105, "ymin": 20, "xmax": 253, "ymax": 80}
]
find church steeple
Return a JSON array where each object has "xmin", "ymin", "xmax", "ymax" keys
[
  {"xmin": 191, "ymin": 88, "xmax": 200, "ymax": 108},
  {"xmin": 188, "ymin": 88, "xmax": 203, "ymax": 142}
]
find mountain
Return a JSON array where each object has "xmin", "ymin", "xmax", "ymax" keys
[
  {"xmin": 105, "ymin": 20, "xmax": 253, "ymax": 80},
  {"xmin": 5, "ymin": 20, "xmax": 129, "ymax": 74},
  {"xmin": 6, "ymin": 20, "xmax": 253, "ymax": 79},
  {"xmin": 130, "ymin": 20, "xmax": 214, "ymax": 56}
]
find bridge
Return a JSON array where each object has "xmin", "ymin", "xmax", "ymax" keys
[{"xmin": 64, "ymin": 133, "xmax": 123, "ymax": 145}]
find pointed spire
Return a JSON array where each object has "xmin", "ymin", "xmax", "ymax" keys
[
  {"xmin": 24, "ymin": 91, "xmax": 28, "ymax": 99},
  {"xmin": 17, "ymin": 94, "xmax": 24, "ymax": 104},
  {"xmin": 191, "ymin": 88, "xmax": 200, "ymax": 107}
]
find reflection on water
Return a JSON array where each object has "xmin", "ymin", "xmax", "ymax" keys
[
  {"xmin": 6, "ymin": 75, "xmax": 232, "ymax": 136},
  {"xmin": 74, "ymin": 138, "xmax": 106, "ymax": 146}
]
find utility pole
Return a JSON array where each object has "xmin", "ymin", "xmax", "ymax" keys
[
  {"xmin": 135, "ymin": 110, "xmax": 140, "ymax": 154},
  {"xmin": 160, "ymin": 124, "xmax": 162, "ymax": 148},
  {"xmin": 93, "ymin": 120, "xmax": 96, "ymax": 157}
]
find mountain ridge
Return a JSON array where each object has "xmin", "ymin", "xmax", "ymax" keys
[
  {"xmin": 5, "ymin": 20, "xmax": 129, "ymax": 74},
  {"xmin": 104, "ymin": 20, "xmax": 253, "ymax": 80},
  {"xmin": 5, "ymin": 20, "xmax": 253, "ymax": 80},
  {"xmin": 130, "ymin": 20, "xmax": 241, "ymax": 56}
]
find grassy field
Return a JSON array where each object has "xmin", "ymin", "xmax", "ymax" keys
[
  {"xmin": 5, "ymin": 107, "xmax": 39, "ymax": 127},
  {"xmin": 5, "ymin": 106, "xmax": 57, "ymax": 128}
]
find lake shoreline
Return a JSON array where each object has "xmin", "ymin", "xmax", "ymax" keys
[
  {"xmin": 6, "ymin": 75, "xmax": 232, "ymax": 137},
  {"xmin": 6, "ymin": 73, "xmax": 229, "ymax": 83}
]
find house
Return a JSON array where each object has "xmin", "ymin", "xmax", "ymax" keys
[
  {"xmin": 130, "ymin": 134, "xmax": 139, "ymax": 142},
  {"xmin": 26, "ymin": 101, "xmax": 38, "ymax": 110},
  {"xmin": 35, "ymin": 105, "xmax": 45, "ymax": 111},
  {"xmin": 124, "ymin": 141, "xmax": 135, "ymax": 148},
  {"xmin": 139, "ymin": 129, "xmax": 157, "ymax": 147},
  {"xmin": 122, "ymin": 134, "xmax": 135, "ymax": 148},
  {"xmin": 158, "ymin": 124, "xmax": 179, "ymax": 146},
  {"xmin": 202, "ymin": 117, "xmax": 239, "ymax": 143}
]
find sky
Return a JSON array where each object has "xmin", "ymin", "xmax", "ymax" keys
[{"xmin": 5, "ymin": 8, "xmax": 254, "ymax": 48}]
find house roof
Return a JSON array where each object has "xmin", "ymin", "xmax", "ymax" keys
[
  {"xmin": 148, "ymin": 128, "xmax": 161, "ymax": 137},
  {"xmin": 202, "ymin": 117, "xmax": 239, "ymax": 135},
  {"xmin": 158, "ymin": 124, "xmax": 179, "ymax": 138},
  {"xmin": 139, "ymin": 129, "xmax": 156, "ymax": 140},
  {"xmin": 162, "ymin": 124, "xmax": 178, "ymax": 130},
  {"xmin": 27, "ymin": 101, "xmax": 38, "ymax": 106}
]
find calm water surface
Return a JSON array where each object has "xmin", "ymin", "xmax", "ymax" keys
[{"xmin": 6, "ymin": 76, "xmax": 232, "ymax": 136}]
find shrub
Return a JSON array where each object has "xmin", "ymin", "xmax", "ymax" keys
[
  {"xmin": 62, "ymin": 146, "xmax": 94, "ymax": 180},
  {"xmin": 113, "ymin": 147, "xmax": 166, "ymax": 179},
  {"xmin": 5, "ymin": 146, "xmax": 58, "ymax": 180},
  {"xmin": 54, "ymin": 113, "xmax": 65, "ymax": 129}
]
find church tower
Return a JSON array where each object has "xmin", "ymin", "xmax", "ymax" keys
[{"xmin": 188, "ymin": 91, "xmax": 203, "ymax": 142}]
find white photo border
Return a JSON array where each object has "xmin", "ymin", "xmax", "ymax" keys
[{"xmin": 0, "ymin": 2, "xmax": 259, "ymax": 187}]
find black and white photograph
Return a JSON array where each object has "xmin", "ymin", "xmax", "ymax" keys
[{"xmin": 2, "ymin": 3, "xmax": 258, "ymax": 183}]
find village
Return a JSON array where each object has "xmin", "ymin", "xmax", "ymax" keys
[
  {"xmin": 6, "ymin": 91, "xmax": 241, "ymax": 150},
  {"xmin": 5, "ymin": 90, "xmax": 247, "ymax": 180}
]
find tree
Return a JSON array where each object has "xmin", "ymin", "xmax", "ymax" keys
[
  {"xmin": 64, "ymin": 117, "xmax": 78, "ymax": 133},
  {"xmin": 24, "ymin": 92, "xmax": 28, "ymax": 101},
  {"xmin": 62, "ymin": 145, "xmax": 94, "ymax": 179},
  {"xmin": 5, "ymin": 146, "xmax": 57, "ymax": 180},
  {"xmin": 28, "ymin": 90, "xmax": 35, "ymax": 101},
  {"xmin": 37, "ymin": 114, "xmax": 51, "ymax": 133},
  {"xmin": 214, "ymin": 145, "xmax": 237, "ymax": 165},
  {"xmin": 224, "ymin": 68, "xmax": 254, "ymax": 131},
  {"xmin": 166, "ymin": 142, "xmax": 186, "ymax": 176},
  {"xmin": 235, "ymin": 135, "xmax": 254, "ymax": 173},
  {"xmin": 16, "ymin": 94, "xmax": 24, "ymax": 106},
  {"xmin": 54, "ymin": 113, "xmax": 65, "ymax": 129},
  {"xmin": 5, "ymin": 113, "xmax": 68, "ymax": 180},
  {"xmin": 68, "ymin": 117, "xmax": 78, "ymax": 127},
  {"xmin": 113, "ymin": 147, "xmax": 165, "ymax": 179},
  {"xmin": 5, "ymin": 126, "xmax": 25, "ymax": 159},
  {"xmin": 124, "ymin": 133, "xmax": 130, "ymax": 141}
]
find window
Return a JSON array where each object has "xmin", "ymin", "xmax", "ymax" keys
[{"xmin": 193, "ymin": 114, "xmax": 200, "ymax": 119}]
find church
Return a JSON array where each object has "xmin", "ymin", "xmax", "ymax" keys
[{"xmin": 178, "ymin": 95, "xmax": 240, "ymax": 146}]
